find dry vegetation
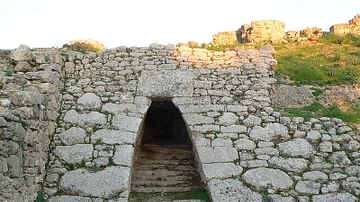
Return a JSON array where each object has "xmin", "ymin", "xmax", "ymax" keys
[{"xmin": 63, "ymin": 39, "xmax": 105, "ymax": 53}]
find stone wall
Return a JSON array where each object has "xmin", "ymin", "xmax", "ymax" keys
[
  {"xmin": 331, "ymin": 14, "xmax": 360, "ymax": 35},
  {"xmin": 212, "ymin": 23, "xmax": 324, "ymax": 45},
  {"xmin": 212, "ymin": 31, "xmax": 238, "ymax": 45},
  {"xmin": 1, "ymin": 44, "xmax": 359, "ymax": 202},
  {"xmin": 237, "ymin": 20, "xmax": 286, "ymax": 43},
  {"xmin": 286, "ymin": 27, "xmax": 324, "ymax": 42},
  {"xmin": 0, "ymin": 46, "xmax": 63, "ymax": 201},
  {"xmin": 209, "ymin": 14, "xmax": 360, "ymax": 46}
]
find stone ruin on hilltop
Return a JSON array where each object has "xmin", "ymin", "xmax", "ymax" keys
[
  {"xmin": 212, "ymin": 14, "xmax": 360, "ymax": 45},
  {"xmin": 330, "ymin": 14, "xmax": 360, "ymax": 35}
]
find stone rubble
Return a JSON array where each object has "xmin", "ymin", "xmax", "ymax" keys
[{"xmin": 0, "ymin": 44, "xmax": 359, "ymax": 202}]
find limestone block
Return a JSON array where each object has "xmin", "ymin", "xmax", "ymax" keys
[
  {"xmin": 58, "ymin": 127, "xmax": 87, "ymax": 145},
  {"xmin": 11, "ymin": 91, "xmax": 42, "ymax": 106},
  {"xmin": 208, "ymin": 179, "xmax": 262, "ymax": 202},
  {"xmin": 59, "ymin": 166, "xmax": 130, "ymax": 198},
  {"xmin": 278, "ymin": 138, "xmax": 313, "ymax": 158},
  {"xmin": 243, "ymin": 167, "xmax": 293, "ymax": 191},
  {"xmin": 63, "ymin": 110, "xmax": 106, "ymax": 126},
  {"xmin": 312, "ymin": 193, "xmax": 357, "ymax": 202},
  {"xmin": 49, "ymin": 195, "xmax": 93, "ymax": 202},
  {"xmin": 112, "ymin": 114, "xmax": 142, "ymax": 132},
  {"xmin": 77, "ymin": 93, "xmax": 102, "ymax": 110},
  {"xmin": 202, "ymin": 163, "xmax": 243, "ymax": 181},
  {"xmin": 197, "ymin": 146, "xmax": 238, "ymax": 163},
  {"xmin": 249, "ymin": 123, "xmax": 289, "ymax": 141},
  {"xmin": 10, "ymin": 45, "xmax": 32, "ymax": 61},
  {"xmin": 268, "ymin": 157, "xmax": 308, "ymax": 173},
  {"xmin": 112, "ymin": 145, "xmax": 134, "ymax": 167},
  {"xmin": 218, "ymin": 112, "xmax": 238, "ymax": 126},
  {"xmin": 92, "ymin": 129, "xmax": 136, "ymax": 145},
  {"xmin": 137, "ymin": 70, "xmax": 193, "ymax": 97},
  {"xmin": 54, "ymin": 144, "xmax": 93, "ymax": 164},
  {"xmin": 295, "ymin": 181, "xmax": 321, "ymax": 194}
]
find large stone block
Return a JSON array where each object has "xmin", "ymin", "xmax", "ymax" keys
[
  {"xmin": 59, "ymin": 166, "xmax": 130, "ymax": 198},
  {"xmin": 208, "ymin": 179, "xmax": 262, "ymax": 202},
  {"xmin": 197, "ymin": 146, "xmax": 238, "ymax": 163},
  {"xmin": 54, "ymin": 144, "xmax": 93, "ymax": 164},
  {"xmin": 249, "ymin": 123, "xmax": 289, "ymax": 141},
  {"xmin": 92, "ymin": 129, "xmax": 136, "ymax": 145},
  {"xmin": 137, "ymin": 70, "xmax": 193, "ymax": 97},
  {"xmin": 202, "ymin": 163, "xmax": 243, "ymax": 181},
  {"xmin": 112, "ymin": 114, "xmax": 142, "ymax": 132},
  {"xmin": 278, "ymin": 138, "xmax": 313, "ymax": 158},
  {"xmin": 58, "ymin": 127, "xmax": 87, "ymax": 145},
  {"xmin": 63, "ymin": 110, "xmax": 107, "ymax": 126},
  {"xmin": 243, "ymin": 167, "xmax": 293, "ymax": 191},
  {"xmin": 77, "ymin": 93, "xmax": 102, "ymax": 110}
]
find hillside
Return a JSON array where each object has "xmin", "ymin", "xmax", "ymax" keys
[{"xmin": 273, "ymin": 34, "xmax": 360, "ymax": 125}]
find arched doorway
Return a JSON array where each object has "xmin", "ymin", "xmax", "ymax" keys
[{"xmin": 130, "ymin": 100, "xmax": 208, "ymax": 201}]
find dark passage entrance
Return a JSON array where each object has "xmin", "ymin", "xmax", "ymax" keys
[
  {"xmin": 142, "ymin": 100, "xmax": 190, "ymax": 145},
  {"xmin": 130, "ymin": 100, "xmax": 208, "ymax": 201}
]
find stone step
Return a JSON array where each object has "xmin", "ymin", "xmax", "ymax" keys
[
  {"xmin": 132, "ymin": 169, "xmax": 196, "ymax": 178},
  {"xmin": 132, "ymin": 186, "xmax": 202, "ymax": 193},
  {"xmin": 139, "ymin": 146, "xmax": 192, "ymax": 152},
  {"xmin": 137, "ymin": 153, "xmax": 193, "ymax": 160},
  {"xmin": 135, "ymin": 159, "xmax": 193, "ymax": 166},
  {"xmin": 131, "ymin": 143, "xmax": 203, "ymax": 194},
  {"xmin": 138, "ymin": 147, "xmax": 193, "ymax": 160},
  {"xmin": 134, "ymin": 164, "xmax": 195, "ymax": 171},
  {"xmin": 132, "ymin": 179, "xmax": 193, "ymax": 187},
  {"xmin": 133, "ymin": 175, "xmax": 195, "ymax": 183}
]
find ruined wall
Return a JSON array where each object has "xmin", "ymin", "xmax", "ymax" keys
[
  {"xmin": 286, "ymin": 27, "xmax": 324, "ymax": 42},
  {"xmin": 237, "ymin": 20, "xmax": 286, "ymax": 43},
  {"xmin": 1, "ymin": 44, "xmax": 359, "ymax": 202},
  {"xmin": 0, "ymin": 46, "xmax": 63, "ymax": 201},
  {"xmin": 212, "ymin": 23, "xmax": 323, "ymax": 45},
  {"xmin": 212, "ymin": 31, "xmax": 238, "ymax": 45},
  {"xmin": 331, "ymin": 14, "xmax": 360, "ymax": 35}
]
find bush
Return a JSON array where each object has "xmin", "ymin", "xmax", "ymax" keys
[{"xmin": 63, "ymin": 39, "xmax": 105, "ymax": 53}]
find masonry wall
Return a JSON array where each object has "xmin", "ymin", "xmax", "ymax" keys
[
  {"xmin": 1, "ymin": 44, "xmax": 359, "ymax": 202},
  {"xmin": 330, "ymin": 14, "xmax": 360, "ymax": 35},
  {"xmin": 0, "ymin": 47, "xmax": 63, "ymax": 201}
]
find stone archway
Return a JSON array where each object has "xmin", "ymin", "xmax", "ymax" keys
[{"xmin": 130, "ymin": 99, "xmax": 206, "ymax": 200}]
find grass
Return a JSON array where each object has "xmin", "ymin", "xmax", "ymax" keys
[
  {"xmin": 35, "ymin": 191, "xmax": 46, "ymax": 202},
  {"xmin": 281, "ymin": 102, "xmax": 360, "ymax": 123},
  {"xmin": 311, "ymin": 88, "xmax": 324, "ymax": 97},
  {"xmin": 179, "ymin": 40, "xmax": 260, "ymax": 52},
  {"xmin": 274, "ymin": 34, "xmax": 360, "ymax": 85},
  {"xmin": 129, "ymin": 189, "xmax": 210, "ymax": 202}
]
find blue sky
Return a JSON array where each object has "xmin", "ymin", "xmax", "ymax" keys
[{"xmin": 0, "ymin": 0, "xmax": 359, "ymax": 48}]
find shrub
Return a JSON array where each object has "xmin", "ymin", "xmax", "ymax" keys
[{"xmin": 63, "ymin": 39, "xmax": 105, "ymax": 53}]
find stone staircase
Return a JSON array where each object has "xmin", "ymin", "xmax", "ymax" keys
[{"xmin": 131, "ymin": 144, "xmax": 203, "ymax": 193}]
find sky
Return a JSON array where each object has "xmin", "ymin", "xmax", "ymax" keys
[{"xmin": 0, "ymin": 0, "xmax": 359, "ymax": 49}]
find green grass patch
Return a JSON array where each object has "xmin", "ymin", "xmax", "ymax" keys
[
  {"xmin": 321, "ymin": 33, "xmax": 360, "ymax": 47},
  {"xmin": 129, "ymin": 189, "xmax": 210, "ymax": 202},
  {"xmin": 176, "ymin": 189, "xmax": 211, "ymax": 201},
  {"xmin": 35, "ymin": 191, "xmax": 46, "ymax": 202},
  {"xmin": 311, "ymin": 88, "xmax": 324, "ymax": 97},
  {"xmin": 274, "ymin": 35, "xmax": 360, "ymax": 85},
  {"xmin": 281, "ymin": 102, "xmax": 360, "ymax": 123}
]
